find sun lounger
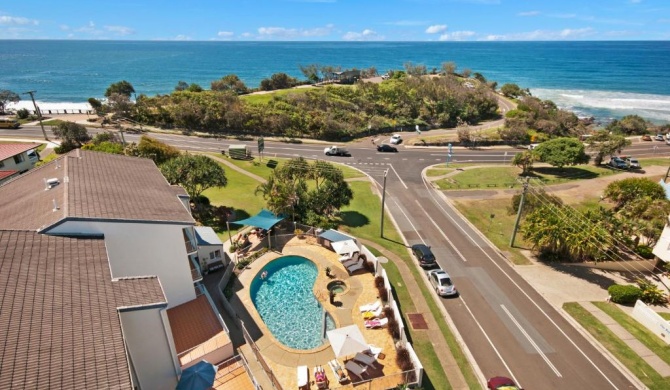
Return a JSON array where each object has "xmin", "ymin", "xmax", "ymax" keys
[
  {"xmin": 354, "ymin": 352, "xmax": 377, "ymax": 368},
  {"xmin": 341, "ymin": 256, "xmax": 358, "ymax": 267},
  {"xmin": 362, "ymin": 305, "xmax": 383, "ymax": 320},
  {"xmin": 344, "ymin": 360, "xmax": 367, "ymax": 379},
  {"xmin": 364, "ymin": 317, "xmax": 388, "ymax": 329},
  {"xmin": 314, "ymin": 365, "xmax": 328, "ymax": 389},
  {"xmin": 346, "ymin": 259, "xmax": 365, "ymax": 274},
  {"xmin": 328, "ymin": 359, "xmax": 347, "ymax": 383},
  {"xmin": 367, "ymin": 345, "xmax": 383, "ymax": 359},
  {"xmin": 359, "ymin": 299, "xmax": 381, "ymax": 313},
  {"xmin": 297, "ymin": 365, "xmax": 308, "ymax": 389}
]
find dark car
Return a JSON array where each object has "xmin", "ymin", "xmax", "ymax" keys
[
  {"xmin": 411, "ymin": 244, "xmax": 436, "ymax": 268},
  {"xmin": 377, "ymin": 144, "xmax": 398, "ymax": 153},
  {"xmin": 487, "ymin": 376, "xmax": 522, "ymax": 390},
  {"xmin": 609, "ymin": 156, "xmax": 628, "ymax": 169}
]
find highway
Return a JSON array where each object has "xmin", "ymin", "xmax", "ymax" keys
[{"xmin": 6, "ymin": 123, "xmax": 670, "ymax": 388}]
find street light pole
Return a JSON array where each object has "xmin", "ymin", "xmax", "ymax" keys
[
  {"xmin": 380, "ymin": 169, "xmax": 389, "ymax": 238},
  {"xmin": 23, "ymin": 90, "xmax": 48, "ymax": 141}
]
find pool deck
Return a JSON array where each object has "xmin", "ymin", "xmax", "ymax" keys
[{"xmin": 235, "ymin": 238, "xmax": 401, "ymax": 389}]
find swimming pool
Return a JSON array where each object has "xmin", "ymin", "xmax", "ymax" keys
[{"xmin": 251, "ymin": 255, "xmax": 336, "ymax": 350}]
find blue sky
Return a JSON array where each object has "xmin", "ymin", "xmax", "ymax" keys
[{"xmin": 1, "ymin": 0, "xmax": 668, "ymax": 41}]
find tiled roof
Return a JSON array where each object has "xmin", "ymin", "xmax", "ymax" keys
[
  {"xmin": 0, "ymin": 143, "xmax": 40, "ymax": 161},
  {"xmin": 0, "ymin": 231, "xmax": 166, "ymax": 390},
  {"xmin": 0, "ymin": 150, "xmax": 194, "ymax": 231},
  {"xmin": 167, "ymin": 294, "xmax": 224, "ymax": 353}
]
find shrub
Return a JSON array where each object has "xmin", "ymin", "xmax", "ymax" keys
[
  {"xmin": 374, "ymin": 276, "xmax": 385, "ymax": 289},
  {"xmin": 634, "ymin": 245, "xmax": 654, "ymax": 259},
  {"xmin": 608, "ymin": 284, "xmax": 642, "ymax": 305},
  {"xmin": 16, "ymin": 108, "xmax": 30, "ymax": 119},
  {"xmin": 365, "ymin": 259, "xmax": 375, "ymax": 272},
  {"xmin": 395, "ymin": 346, "xmax": 414, "ymax": 371},
  {"xmin": 378, "ymin": 286, "xmax": 388, "ymax": 302},
  {"xmin": 637, "ymin": 279, "xmax": 669, "ymax": 305},
  {"xmin": 236, "ymin": 258, "xmax": 251, "ymax": 269},
  {"xmin": 383, "ymin": 306, "xmax": 394, "ymax": 319},
  {"xmin": 387, "ymin": 317, "xmax": 400, "ymax": 340}
]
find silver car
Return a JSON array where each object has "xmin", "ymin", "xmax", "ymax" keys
[{"xmin": 428, "ymin": 269, "xmax": 458, "ymax": 297}]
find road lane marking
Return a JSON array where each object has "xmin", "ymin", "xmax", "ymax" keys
[
  {"xmin": 501, "ymin": 305, "xmax": 562, "ymax": 378},
  {"xmin": 420, "ymin": 176, "xmax": 621, "ymax": 389},
  {"xmin": 389, "ymin": 164, "xmax": 408, "ymax": 189},
  {"xmin": 415, "ymin": 200, "xmax": 466, "ymax": 262}
]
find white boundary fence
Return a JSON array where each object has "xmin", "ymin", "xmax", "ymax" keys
[{"xmin": 632, "ymin": 300, "xmax": 670, "ymax": 344}]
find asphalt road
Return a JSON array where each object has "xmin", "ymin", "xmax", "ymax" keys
[{"xmin": 6, "ymin": 123, "xmax": 669, "ymax": 388}]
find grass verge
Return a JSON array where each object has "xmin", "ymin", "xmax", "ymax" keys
[
  {"xmin": 563, "ymin": 302, "xmax": 669, "ymax": 389},
  {"xmin": 593, "ymin": 302, "xmax": 670, "ymax": 366}
]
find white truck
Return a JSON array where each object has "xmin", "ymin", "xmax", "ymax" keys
[{"xmin": 324, "ymin": 145, "xmax": 350, "ymax": 156}]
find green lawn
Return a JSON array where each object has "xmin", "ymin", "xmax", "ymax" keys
[
  {"xmin": 563, "ymin": 302, "xmax": 670, "ymax": 389},
  {"xmin": 240, "ymin": 88, "xmax": 309, "ymax": 105},
  {"xmin": 435, "ymin": 164, "xmax": 619, "ymax": 190},
  {"xmin": 593, "ymin": 302, "xmax": 670, "ymax": 366},
  {"xmin": 425, "ymin": 167, "xmax": 453, "ymax": 177},
  {"xmin": 659, "ymin": 312, "xmax": 670, "ymax": 321}
]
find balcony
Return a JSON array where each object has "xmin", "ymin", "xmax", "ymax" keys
[
  {"xmin": 183, "ymin": 227, "xmax": 198, "ymax": 254},
  {"xmin": 188, "ymin": 256, "xmax": 202, "ymax": 282}
]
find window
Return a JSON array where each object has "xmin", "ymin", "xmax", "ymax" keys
[
  {"xmin": 209, "ymin": 252, "xmax": 215, "ymax": 260},
  {"xmin": 215, "ymin": 250, "xmax": 221, "ymax": 258},
  {"xmin": 13, "ymin": 154, "xmax": 25, "ymax": 164},
  {"xmin": 0, "ymin": 161, "xmax": 4, "ymax": 168}
]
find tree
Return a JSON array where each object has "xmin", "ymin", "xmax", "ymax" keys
[
  {"xmin": 606, "ymin": 114, "xmax": 647, "ymax": 135},
  {"xmin": 255, "ymin": 158, "xmax": 352, "ymax": 224},
  {"xmin": 0, "ymin": 90, "xmax": 20, "ymax": 113},
  {"xmin": 259, "ymin": 73, "xmax": 299, "ymax": 91},
  {"xmin": 160, "ymin": 154, "xmax": 227, "ymax": 199},
  {"xmin": 125, "ymin": 135, "xmax": 180, "ymax": 164},
  {"xmin": 174, "ymin": 81, "xmax": 189, "ymax": 91},
  {"xmin": 511, "ymin": 151, "xmax": 538, "ymax": 174},
  {"xmin": 604, "ymin": 178, "xmax": 666, "ymax": 210},
  {"xmin": 404, "ymin": 62, "xmax": 428, "ymax": 77},
  {"xmin": 106, "ymin": 92, "xmax": 133, "ymax": 118},
  {"xmin": 533, "ymin": 137, "xmax": 590, "ymax": 168},
  {"xmin": 473, "ymin": 72, "xmax": 487, "ymax": 83},
  {"xmin": 87, "ymin": 97, "xmax": 103, "ymax": 115},
  {"xmin": 187, "ymin": 83, "xmax": 203, "ymax": 92},
  {"xmin": 587, "ymin": 132, "xmax": 631, "ymax": 165},
  {"xmin": 500, "ymin": 83, "xmax": 529, "ymax": 99},
  {"xmin": 299, "ymin": 64, "xmax": 320, "ymax": 83},
  {"xmin": 440, "ymin": 61, "xmax": 456, "ymax": 75},
  {"xmin": 211, "ymin": 74, "xmax": 248, "ymax": 94},
  {"xmin": 105, "ymin": 80, "xmax": 135, "ymax": 98},
  {"xmin": 460, "ymin": 68, "xmax": 472, "ymax": 78},
  {"xmin": 52, "ymin": 122, "xmax": 91, "ymax": 152}
]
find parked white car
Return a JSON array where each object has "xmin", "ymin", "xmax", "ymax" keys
[
  {"xmin": 390, "ymin": 134, "xmax": 402, "ymax": 144},
  {"xmin": 428, "ymin": 269, "xmax": 458, "ymax": 297}
]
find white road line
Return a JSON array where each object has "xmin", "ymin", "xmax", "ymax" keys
[
  {"xmin": 501, "ymin": 305, "xmax": 562, "ymax": 378},
  {"xmin": 415, "ymin": 200, "xmax": 467, "ymax": 262},
  {"xmin": 389, "ymin": 164, "xmax": 408, "ymax": 189},
  {"xmin": 460, "ymin": 297, "xmax": 521, "ymax": 386},
  {"xmin": 388, "ymin": 197, "xmax": 425, "ymax": 245},
  {"xmin": 420, "ymin": 176, "xmax": 621, "ymax": 389}
]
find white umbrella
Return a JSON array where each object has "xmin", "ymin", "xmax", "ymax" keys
[
  {"xmin": 331, "ymin": 239, "xmax": 359, "ymax": 255},
  {"xmin": 327, "ymin": 325, "xmax": 368, "ymax": 359}
]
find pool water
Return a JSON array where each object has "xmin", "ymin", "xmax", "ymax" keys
[{"xmin": 251, "ymin": 256, "xmax": 336, "ymax": 350}]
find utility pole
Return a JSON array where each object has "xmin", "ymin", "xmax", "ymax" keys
[
  {"xmin": 380, "ymin": 169, "xmax": 389, "ymax": 237},
  {"xmin": 510, "ymin": 177, "xmax": 530, "ymax": 248},
  {"xmin": 664, "ymin": 165, "xmax": 670, "ymax": 183},
  {"xmin": 23, "ymin": 90, "xmax": 48, "ymax": 141}
]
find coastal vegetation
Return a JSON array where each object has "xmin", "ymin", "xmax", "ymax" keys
[
  {"xmin": 0, "ymin": 89, "xmax": 20, "ymax": 114},
  {"xmin": 94, "ymin": 70, "xmax": 499, "ymax": 141}
]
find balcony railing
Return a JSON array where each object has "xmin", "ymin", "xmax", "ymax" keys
[{"xmin": 189, "ymin": 257, "xmax": 202, "ymax": 282}]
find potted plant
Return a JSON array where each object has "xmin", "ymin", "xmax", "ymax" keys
[{"xmin": 294, "ymin": 228, "xmax": 304, "ymax": 238}]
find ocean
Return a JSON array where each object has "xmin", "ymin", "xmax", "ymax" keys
[{"xmin": 1, "ymin": 40, "xmax": 669, "ymax": 123}]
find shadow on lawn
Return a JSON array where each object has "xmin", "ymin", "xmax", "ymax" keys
[
  {"xmin": 529, "ymin": 166, "xmax": 600, "ymax": 181},
  {"xmin": 340, "ymin": 211, "xmax": 369, "ymax": 228}
]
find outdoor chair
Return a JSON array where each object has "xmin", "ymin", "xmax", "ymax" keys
[
  {"xmin": 328, "ymin": 359, "xmax": 348, "ymax": 383},
  {"xmin": 297, "ymin": 365, "xmax": 308, "ymax": 389},
  {"xmin": 344, "ymin": 360, "xmax": 367, "ymax": 379},
  {"xmin": 364, "ymin": 317, "xmax": 388, "ymax": 329},
  {"xmin": 359, "ymin": 299, "xmax": 382, "ymax": 313},
  {"xmin": 354, "ymin": 352, "xmax": 377, "ymax": 368},
  {"xmin": 314, "ymin": 365, "xmax": 329, "ymax": 389},
  {"xmin": 346, "ymin": 258, "xmax": 365, "ymax": 274},
  {"xmin": 362, "ymin": 305, "xmax": 383, "ymax": 320}
]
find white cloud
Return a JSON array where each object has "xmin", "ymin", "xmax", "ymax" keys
[
  {"xmin": 438, "ymin": 30, "xmax": 475, "ymax": 41},
  {"xmin": 257, "ymin": 24, "xmax": 334, "ymax": 39},
  {"xmin": 425, "ymin": 24, "xmax": 447, "ymax": 34},
  {"xmin": 342, "ymin": 29, "xmax": 383, "ymax": 41},
  {"xmin": 59, "ymin": 24, "xmax": 70, "ymax": 31},
  {"xmin": 480, "ymin": 28, "xmax": 595, "ymax": 41},
  {"xmin": 218, "ymin": 31, "xmax": 234, "ymax": 37},
  {"xmin": 240, "ymin": 32, "xmax": 253, "ymax": 38},
  {"xmin": 518, "ymin": 11, "xmax": 540, "ymax": 17},
  {"xmin": 105, "ymin": 25, "xmax": 135, "ymax": 36},
  {"xmin": 0, "ymin": 15, "xmax": 38, "ymax": 26},
  {"xmin": 174, "ymin": 34, "xmax": 191, "ymax": 41}
]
